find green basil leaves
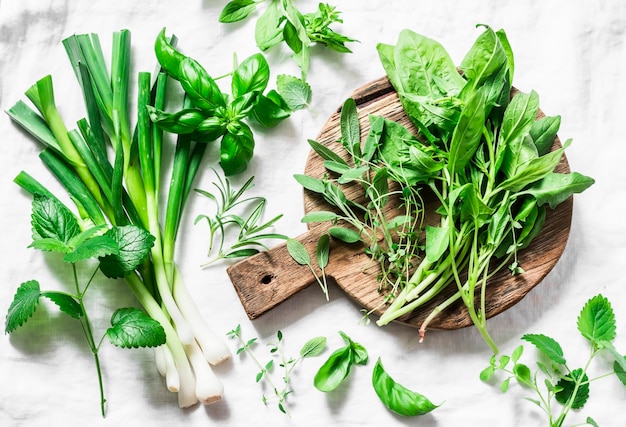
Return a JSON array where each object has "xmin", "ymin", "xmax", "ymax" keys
[{"xmin": 151, "ymin": 28, "xmax": 302, "ymax": 176}]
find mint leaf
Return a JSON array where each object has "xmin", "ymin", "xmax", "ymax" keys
[
  {"xmin": 106, "ymin": 308, "xmax": 166, "ymax": 348},
  {"xmin": 276, "ymin": 74, "xmax": 312, "ymax": 111},
  {"xmin": 555, "ymin": 368, "xmax": 589, "ymax": 409},
  {"xmin": 64, "ymin": 235, "xmax": 119, "ymax": 263},
  {"xmin": 521, "ymin": 333, "xmax": 566, "ymax": 365},
  {"xmin": 31, "ymin": 194, "xmax": 80, "ymax": 245},
  {"xmin": 300, "ymin": 336, "xmax": 327, "ymax": 358},
  {"xmin": 99, "ymin": 225, "xmax": 155, "ymax": 278},
  {"xmin": 5, "ymin": 280, "xmax": 42, "ymax": 333},
  {"xmin": 577, "ymin": 294, "xmax": 616, "ymax": 347},
  {"xmin": 41, "ymin": 291, "xmax": 83, "ymax": 319}
]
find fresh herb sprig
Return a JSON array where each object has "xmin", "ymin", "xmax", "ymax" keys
[
  {"xmin": 227, "ymin": 325, "xmax": 326, "ymax": 415},
  {"xmin": 286, "ymin": 235, "xmax": 331, "ymax": 300},
  {"xmin": 480, "ymin": 294, "xmax": 626, "ymax": 427},
  {"xmin": 218, "ymin": 0, "xmax": 358, "ymax": 78},
  {"xmin": 5, "ymin": 195, "xmax": 167, "ymax": 416},
  {"xmin": 194, "ymin": 170, "xmax": 287, "ymax": 265}
]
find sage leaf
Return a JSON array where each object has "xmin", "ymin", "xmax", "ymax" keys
[
  {"xmin": 286, "ymin": 238, "xmax": 310, "ymax": 265},
  {"xmin": 328, "ymin": 226, "xmax": 360, "ymax": 243}
]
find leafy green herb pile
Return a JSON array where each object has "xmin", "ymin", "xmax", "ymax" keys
[
  {"xmin": 296, "ymin": 25, "xmax": 594, "ymax": 353},
  {"xmin": 3, "ymin": 27, "xmax": 307, "ymax": 414},
  {"xmin": 481, "ymin": 294, "xmax": 626, "ymax": 427},
  {"xmin": 218, "ymin": 0, "xmax": 358, "ymax": 78}
]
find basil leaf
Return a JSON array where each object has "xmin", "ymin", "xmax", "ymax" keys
[
  {"xmin": 460, "ymin": 25, "xmax": 508, "ymax": 86},
  {"xmin": 250, "ymin": 90, "xmax": 291, "ymax": 128},
  {"xmin": 313, "ymin": 346, "xmax": 352, "ymax": 392},
  {"xmin": 524, "ymin": 172, "xmax": 595, "ymax": 209},
  {"xmin": 219, "ymin": 122, "xmax": 255, "ymax": 176},
  {"xmin": 231, "ymin": 53, "xmax": 270, "ymax": 98},
  {"xmin": 219, "ymin": 0, "xmax": 258, "ymax": 23},
  {"xmin": 372, "ymin": 358, "xmax": 439, "ymax": 416},
  {"xmin": 179, "ymin": 57, "xmax": 225, "ymax": 112},
  {"xmin": 255, "ymin": 0, "xmax": 283, "ymax": 51}
]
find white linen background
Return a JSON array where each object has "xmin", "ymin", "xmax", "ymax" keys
[{"xmin": 0, "ymin": 1, "xmax": 624, "ymax": 426}]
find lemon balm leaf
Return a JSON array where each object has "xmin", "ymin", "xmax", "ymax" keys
[
  {"xmin": 521, "ymin": 333, "xmax": 566, "ymax": 365},
  {"xmin": 577, "ymin": 294, "xmax": 616, "ymax": 346},
  {"xmin": 106, "ymin": 308, "xmax": 166, "ymax": 348},
  {"xmin": 5, "ymin": 280, "xmax": 42, "ymax": 333},
  {"xmin": 41, "ymin": 291, "xmax": 84, "ymax": 319},
  {"xmin": 276, "ymin": 74, "xmax": 312, "ymax": 111},
  {"xmin": 99, "ymin": 225, "xmax": 155, "ymax": 278}
]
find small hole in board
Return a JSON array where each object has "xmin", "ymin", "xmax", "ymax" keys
[{"xmin": 260, "ymin": 275, "xmax": 274, "ymax": 285}]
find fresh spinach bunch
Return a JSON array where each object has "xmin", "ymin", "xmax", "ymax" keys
[
  {"xmin": 296, "ymin": 25, "xmax": 594, "ymax": 353},
  {"xmin": 151, "ymin": 28, "xmax": 297, "ymax": 175},
  {"xmin": 219, "ymin": 0, "xmax": 357, "ymax": 78},
  {"xmin": 373, "ymin": 25, "xmax": 595, "ymax": 353},
  {"xmin": 5, "ymin": 194, "xmax": 166, "ymax": 416},
  {"xmin": 481, "ymin": 294, "xmax": 626, "ymax": 427}
]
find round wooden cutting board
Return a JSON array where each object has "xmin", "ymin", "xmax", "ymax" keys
[{"xmin": 226, "ymin": 76, "xmax": 573, "ymax": 330}]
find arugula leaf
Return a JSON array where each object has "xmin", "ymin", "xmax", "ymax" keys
[
  {"xmin": 106, "ymin": 308, "xmax": 166, "ymax": 348},
  {"xmin": 99, "ymin": 225, "xmax": 155, "ymax": 278},
  {"xmin": 5, "ymin": 280, "xmax": 42, "ymax": 333},
  {"xmin": 276, "ymin": 74, "xmax": 312, "ymax": 110}
]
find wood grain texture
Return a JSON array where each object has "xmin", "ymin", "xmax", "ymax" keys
[{"xmin": 227, "ymin": 77, "xmax": 573, "ymax": 330}]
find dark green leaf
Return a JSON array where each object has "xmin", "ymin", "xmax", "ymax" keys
[
  {"xmin": 577, "ymin": 294, "xmax": 616, "ymax": 346},
  {"xmin": 555, "ymin": 368, "xmax": 589, "ymax": 409},
  {"xmin": 300, "ymin": 336, "xmax": 327, "ymax": 358},
  {"xmin": 179, "ymin": 57, "xmax": 225, "ymax": 112},
  {"xmin": 147, "ymin": 106, "xmax": 206, "ymax": 134},
  {"xmin": 286, "ymin": 238, "xmax": 310, "ymax": 265},
  {"xmin": 219, "ymin": 0, "xmax": 258, "ymax": 23},
  {"xmin": 372, "ymin": 358, "xmax": 439, "ymax": 416},
  {"xmin": 329, "ymin": 226, "xmax": 361, "ymax": 243},
  {"xmin": 521, "ymin": 333, "xmax": 566, "ymax": 365},
  {"xmin": 99, "ymin": 225, "xmax": 155, "ymax": 279},
  {"xmin": 106, "ymin": 308, "xmax": 166, "ymax": 348},
  {"xmin": 64, "ymin": 235, "xmax": 119, "ymax": 263},
  {"xmin": 232, "ymin": 53, "xmax": 270, "ymax": 98},
  {"xmin": 220, "ymin": 122, "xmax": 255, "ymax": 176},
  {"xmin": 313, "ymin": 346, "xmax": 352, "ymax": 392},
  {"xmin": 224, "ymin": 248, "xmax": 260, "ymax": 258},
  {"xmin": 5, "ymin": 280, "xmax": 41, "ymax": 333},
  {"xmin": 41, "ymin": 291, "xmax": 83, "ymax": 319},
  {"xmin": 276, "ymin": 74, "xmax": 312, "ymax": 111},
  {"xmin": 250, "ymin": 90, "xmax": 291, "ymax": 128},
  {"xmin": 31, "ymin": 194, "xmax": 80, "ymax": 246}
]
